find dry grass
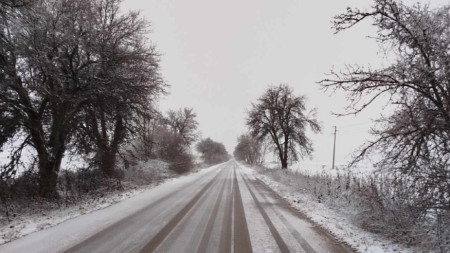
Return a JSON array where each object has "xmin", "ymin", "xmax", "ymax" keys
[{"xmin": 254, "ymin": 165, "xmax": 450, "ymax": 252}]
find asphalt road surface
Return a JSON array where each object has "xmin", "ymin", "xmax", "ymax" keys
[{"xmin": 0, "ymin": 160, "xmax": 354, "ymax": 253}]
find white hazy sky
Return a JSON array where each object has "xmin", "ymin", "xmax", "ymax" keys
[{"xmin": 123, "ymin": 0, "xmax": 447, "ymax": 169}]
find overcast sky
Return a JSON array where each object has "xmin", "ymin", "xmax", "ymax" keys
[{"xmin": 123, "ymin": 0, "xmax": 447, "ymax": 169}]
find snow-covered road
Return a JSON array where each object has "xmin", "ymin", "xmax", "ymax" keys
[{"xmin": 0, "ymin": 160, "xmax": 353, "ymax": 253}]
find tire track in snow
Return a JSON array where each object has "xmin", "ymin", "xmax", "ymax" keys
[
  {"xmin": 154, "ymin": 178, "xmax": 218, "ymax": 252},
  {"xmin": 196, "ymin": 168, "xmax": 230, "ymax": 253},
  {"xmin": 138, "ymin": 166, "xmax": 227, "ymax": 253},
  {"xmin": 239, "ymin": 168, "xmax": 317, "ymax": 253},
  {"xmin": 63, "ymin": 165, "xmax": 226, "ymax": 253},
  {"xmin": 218, "ymin": 166, "xmax": 233, "ymax": 253},
  {"xmin": 232, "ymin": 165, "xmax": 253, "ymax": 253},
  {"xmin": 238, "ymin": 167, "xmax": 291, "ymax": 253}
]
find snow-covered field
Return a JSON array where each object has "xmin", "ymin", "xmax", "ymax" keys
[
  {"xmin": 0, "ymin": 159, "xmax": 178, "ymax": 245},
  {"xmin": 239, "ymin": 164, "xmax": 418, "ymax": 253},
  {"xmin": 263, "ymin": 160, "xmax": 377, "ymax": 178}
]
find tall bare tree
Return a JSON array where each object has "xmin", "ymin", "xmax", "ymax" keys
[
  {"xmin": 320, "ymin": 0, "xmax": 450, "ymax": 213},
  {"xmin": 75, "ymin": 0, "xmax": 165, "ymax": 177},
  {"xmin": 0, "ymin": 0, "xmax": 102, "ymax": 197},
  {"xmin": 247, "ymin": 84, "xmax": 321, "ymax": 169},
  {"xmin": 0, "ymin": 0, "xmax": 164, "ymax": 197},
  {"xmin": 164, "ymin": 108, "xmax": 198, "ymax": 146}
]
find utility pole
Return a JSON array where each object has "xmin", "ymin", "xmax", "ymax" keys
[{"xmin": 332, "ymin": 126, "xmax": 337, "ymax": 169}]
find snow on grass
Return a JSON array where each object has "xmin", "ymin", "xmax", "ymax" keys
[
  {"xmin": 263, "ymin": 160, "xmax": 377, "ymax": 178},
  {"xmin": 123, "ymin": 159, "xmax": 176, "ymax": 185},
  {"xmin": 239, "ymin": 163, "xmax": 417, "ymax": 253},
  {"xmin": 0, "ymin": 159, "xmax": 175, "ymax": 245},
  {"xmin": 0, "ymin": 185, "xmax": 146, "ymax": 245}
]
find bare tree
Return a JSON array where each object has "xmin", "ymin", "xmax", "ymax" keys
[
  {"xmin": 0, "ymin": 0, "xmax": 102, "ymax": 197},
  {"xmin": 196, "ymin": 138, "xmax": 229, "ymax": 165},
  {"xmin": 74, "ymin": 0, "xmax": 165, "ymax": 177},
  {"xmin": 233, "ymin": 134, "xmax": 262, "ymax": 165},
  {"xmin": 126, "ymin": 111, "xmax": 164, "ymax": 161},
  {"xmin": 320, "ymin": 0, "xmax": 450, "ymax": 215},
  {"xmin": 247, "ymin": 84, "xmax": 321, "ymax": 169},
  {"xmin": 164, "ymin": 108, "xmax": 198, "ymax": 146},
  {"xmin": 123, "ymin": 111, "xmax": 195, "ymax": 174},
  {"xmin": 0, "ymin": 0, "xmax": 163, "ymax": 197}
]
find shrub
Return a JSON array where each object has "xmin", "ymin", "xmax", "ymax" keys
[{"xmin": 255, "ymin": 166, "xmax": 450, "ymax": 251}]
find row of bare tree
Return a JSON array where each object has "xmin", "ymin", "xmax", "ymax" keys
[
  {"xmin": 0, "ymin": 0, "xmax": 200, "ymax": 199},
  {"xmin": 124, "ymin": 107, "xmax": 199, "ymax": 174}
]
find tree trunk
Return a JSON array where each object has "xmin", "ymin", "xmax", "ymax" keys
[
  {"xmin": 282, "ymin": 135, "xmax": 289, "ymax": 169},
  {"xmin": 38, "ymin": 156, "xmax": 62, "ymax": 198},
  {"xmin": 36, "ymin": 100, "xmax": 68, "ymax": 198},
  {"xmin": 99, "ymin": 148, "xmax": 117, "ymax": 177},
  {"xmin": 281, "ymin": 159, "xmax": 288, "ymax": 169},
  {"xmin": 31, "ymin": 119, "xmax": 65, "ymax": 198},
  {"xmin": 98, "ymin": 115, "xmax": 124, "ymax": 178}
]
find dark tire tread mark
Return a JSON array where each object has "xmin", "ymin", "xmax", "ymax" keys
[
  {"xmin": 219, "ymin": 167, "xmax": 233, "ymax": 253},
  {"xmin": 238, "ymin": 168, "xmax": 291, "ymax": 253},
  {"xmin": 156, "ymin": 180, "xmax": 218, "ymax": 252},
  {"xmin": 232, "ymin": 166, "xmax": 253, "ymax": 253},
  {"xmin": 239, "ymin": 169, "xmax": 317, "ymax": 253},
  {"xmin": 196, "ymin": 170, "xmax": 229, "ymax": 253},
  {"xmin": 64, "ymin": 164, "xmax": 227, "ymax": 253},
  {"xmin": 139, "ymin": 167, "xmax": 227, "ymax": 253}
]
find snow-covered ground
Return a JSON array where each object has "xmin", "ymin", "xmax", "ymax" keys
[
  {"xmin": 0, "ymin": 163, "xmax": 225, "ymax": 253},
  {"xmin": 239, "ymin": 163, "xmax": 418, "ymax": 253},
  {"xmin": 263, "ymin": 160, "xmax": 377, "ymax": 178},
  {"xmin": 0, "ymin": 185, "xmax": 146, "ymax": 245},
  {"xmin": 0, "ymin": 159, "xmax": 177, "ymax": 245}
]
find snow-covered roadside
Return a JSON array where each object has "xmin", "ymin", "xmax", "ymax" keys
[
  {"xmin": 0, "ymin": 184, "xmax": 148, "ymax": 245},
  {"xmin": 0, "ymin": 159, "xmax": 198, "ymax": 245},
  {"xmin": 239, "ymin": 163, "xmax": 417, "ymax": 253}
]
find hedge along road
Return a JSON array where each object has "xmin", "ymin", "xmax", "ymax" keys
[{"xmin": 0, "ymin": 160, "xmax": 354, "ymax": 253}]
